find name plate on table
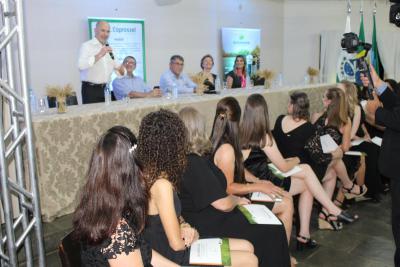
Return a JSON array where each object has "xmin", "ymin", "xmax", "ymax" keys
[
  {"xmin": 268, "ymin": 163, "xmax": 302, "ymax": 179},
  {"xmin": 320, "ymin": 134, "xmax": 339, "ymax": 153},
  {"xmin": 189, "ymin": 238, "xmax": 231, "ymax": 266},
  {"xmin": 238, "ymin": 204, "xmax": 282, "ymax": 225},
  {"xmin": 251, "ymin": 192, "xmax": 282, "ymax": 203}
]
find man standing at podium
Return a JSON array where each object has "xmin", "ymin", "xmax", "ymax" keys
[{"xmin": 78, "ymin": 21, "xmax": 124, "ymax": 104}]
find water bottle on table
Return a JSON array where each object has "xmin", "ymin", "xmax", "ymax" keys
[
  {"xmin": 104, "ymin": 86, "xmax": 111, "ymax": 105},
  {"xmin": 29, "ymin": 88, "xmax": 37, "ymax": 113},
  {"xmin": 172, "ymin": 82, "xmax": 178, "ymax": 99}
]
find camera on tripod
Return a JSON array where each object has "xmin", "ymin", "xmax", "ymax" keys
[{"xmin": 341, "ymin": 32, "xmax": 375, "ymax": 100}]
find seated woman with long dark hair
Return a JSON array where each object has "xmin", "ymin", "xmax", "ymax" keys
[
  {"xmin": 210, "ymin": 97, "xmax": 295, "ymax": 266},
  {"xmin": 179, "ymin": 106, "xmax": 291, "ymax": 267},
  {"xmin": 72, "ymin": 126, "xmax": 178, "ymax": 267},
  {"xmin": 241, "ymin": 93, "xmax": 356, "ymax": 249},
  {"xmin": 226, "ymin": 55, "xmax": 247, "ymax": 89},
  {"xmin": 137, "ymin": 109, "xmax": 257, "ymax": 267}
]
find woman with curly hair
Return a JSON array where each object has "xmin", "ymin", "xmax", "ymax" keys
[
  {"xmin": 138, "ymin": 109, "xmax": 258, "ymax": 267},
  {"xmin": 72, "ymin": 126, "xmax": 178, "ymax": 267}
]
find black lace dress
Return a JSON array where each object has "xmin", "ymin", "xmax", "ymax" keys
[
  {"xmin": 81, "ymin": 217, "xmax": 152, "ymax": 267},
  {"xmin": 143, "ymin": 191, "xmax": 190, "ymax": 265},
  {"xmin": 305, "ymin": 114, "xmax": 343, "ymax": 180}
]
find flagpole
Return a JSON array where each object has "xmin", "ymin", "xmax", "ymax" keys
[{"xmin": 347, "ymin": 0, "xmax": 351, "ymax": 15}]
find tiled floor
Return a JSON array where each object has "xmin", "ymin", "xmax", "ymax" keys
[
  {"xmin": 43, "ymin": 194, "xmax": 395, "ymax": 267},
  {"xmin": 291, "ymin": 194, "xmax": 395, "ymax": 267}
]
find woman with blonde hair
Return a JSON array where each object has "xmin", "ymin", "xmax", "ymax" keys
[
  {"xmin": 339, "ymin": 80, "xmax": 383, "ymax": 202},
  {"xmin": 179, "ymin": 106, "xmax": 290, "ymax": 267},
  {"xmin": 309, "ymin": 88, "xmax": 368, "ymax": 210}
]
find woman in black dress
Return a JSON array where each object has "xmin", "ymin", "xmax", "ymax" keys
[
  {"xmin": 339, "ymin": 80, "xmax": 383, "ymax": 202},
  {"xmin": 198, "ymin": 54, "xmax": 218, "ymax": 91},
  {"xmin": 137, "ymin": 109, "xmax": 257, "ymax": 267},
  {"xmin": 179, "ymin": 106, "xmax": 290, "ymax": 267},
  {"xmin": 226, "ymin": 55, "xmax": 247, "ymax": 89},
  {"xmin": 310, "ymin": 88, "xmax": 368, "ymax": 205},
  {"xmin": 240, "ymin": 93, "xmax": 356, "ymax": 249},
  {"xmin": 72, "ymin": 126, "xmax": 177, "ymax": 267}
]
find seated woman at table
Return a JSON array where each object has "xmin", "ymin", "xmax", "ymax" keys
[
  {"xmin": 179, "ymin": 106, "xmax": 291, "ymax": 267},
  {"xmin": 199, "ymin": 54, "xmax": 218, "ymax": 91},
  {"xmin": 240, "ymin": 93, "xmax": 356, "ymax": 248},
  {"xmin": 72, "ymin": 126, "xmax": 178, "ymax": 267},
  {"xmin": 137, "ymin": 109, "xmax": 257, "ymax": 267},
  {"xmin": 226, "ymin": 55, "xmax": 247, "ymax": 89}
]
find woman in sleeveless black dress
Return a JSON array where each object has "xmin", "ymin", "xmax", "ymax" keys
[
  {"xmin": 138, "ymin": 109, "xmax": 258, "ymax": 267},
  {"xmin": 179, "ymin": 107, "xmax": 290, "ymax": 267}
]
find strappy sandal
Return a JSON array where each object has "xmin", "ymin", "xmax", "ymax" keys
[
  {"xmin": 296, "ymin": 235, "xmax": 318, "ymax": 251},
  {"xmin": 318, "ymin": 210, "xmax": 343, "ymax": 231},
  {"xmin": 343, "ymin": 183, "xmax": 368, "ymax": 199}
]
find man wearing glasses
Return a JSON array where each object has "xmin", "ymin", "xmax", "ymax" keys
[
  {"xmin": 159, "ymin": 55, "xmax": 197, "ymax": 94},
  {"xmin": 112, "ymin": 56, "xmax": 162, "ymax": 99}
]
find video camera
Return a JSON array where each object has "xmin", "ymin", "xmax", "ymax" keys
[{"xmin": 341, "ymin": 32, "xmax": 374, "ymax": 100}]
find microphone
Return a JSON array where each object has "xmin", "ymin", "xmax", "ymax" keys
[{"xmin": 105, "ymin": 43, "xmax": 114, "ymax": 60}]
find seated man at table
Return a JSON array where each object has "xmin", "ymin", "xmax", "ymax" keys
[
  {"xmin": 159, "ymin": 55, "xmax": 197, "ymax": 94},
  {"xmin": 112, "ymin": 56, "xmax": 162, "ymax": 99}
]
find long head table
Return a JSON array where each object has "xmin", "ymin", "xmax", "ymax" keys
[{"xmin": 32, "ymin": 84, "xmax": 333, "ymax": 221}]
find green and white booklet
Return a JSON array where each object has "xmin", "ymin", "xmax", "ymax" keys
[
  {"xmin": 251, "ymin": 192, "xmax": 282, "ymax": 202},
  {"xmin": 268, "ymin": 163, "xmax": 302, "ymax": 179},
  {"xmin": 344, "ymin": 151, "xmax": 367, "ymax": 157},
  {"xmin": 189, "ymin": 238, "xmax": 231, "ymax": 266},
  {"xmin": 371, "ymin": 136, "xmax": 382, "ymax": 147},
  {"xmin": 239, "ymin": 204, "xmax": 282, "ymax": 225}
]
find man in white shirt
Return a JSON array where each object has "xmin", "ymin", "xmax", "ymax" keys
[{"xmin": 78, "ymin": 21, "xmax": 124, "ymax": 104}]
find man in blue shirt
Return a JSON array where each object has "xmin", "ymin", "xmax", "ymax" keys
[
  {"xmin": 112, "ymin": 56, "xmax": 162, "ymax": 99},
  {"xmin": 159, "ymin": 55, "xmax": 197, "ymax": 94}
]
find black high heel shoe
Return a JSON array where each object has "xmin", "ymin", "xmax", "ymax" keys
[
  {"xmin": 296, "ymin": 235, "xmax": 318, "ymax": 251},
  {"xmin": 335, "ymin": 210, "xmax": 359, "ymax": 224},
  {"xmin": 343, "ymin": 182, "xmax": 368, "ymax": 199},
  {"xmin": 318, "ymin": 210, "xmax": 343, "ymax": 231}
]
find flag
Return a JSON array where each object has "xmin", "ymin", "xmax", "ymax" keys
[
  {"xmin": 358, "ymin": 11, "xmax": 365, "ymax": 43},
  {"xmin": 337, "ymin": 14, "xmax": 356, "ymax": 82},
  {"xmin": 355, "ymin": 11, "xmax": 366, "ymax": 83},
  {"xmin": 371, "ymin": 11, "xmax": 384, "ymax": 79}
]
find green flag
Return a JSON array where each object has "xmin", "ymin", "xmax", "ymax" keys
[
  {"xmin": 371, "ymin": 12, "xmax": 384, "ymax": 78},
  {"xmin": 359, "ymin": 11, "xmax": 365, "ymax": 43}
]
